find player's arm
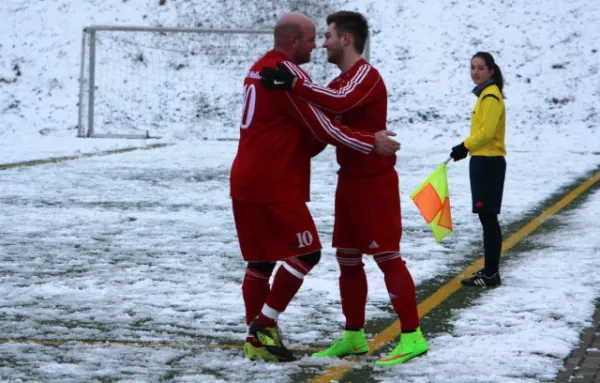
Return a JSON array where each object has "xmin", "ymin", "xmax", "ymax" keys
[
  {"xmin": 282, "ymin": 91, "xmax": 398, "ymax": 156},
  {"xmin": 262, "ymin": 61, "xmax": 379, "ymax": 113}
]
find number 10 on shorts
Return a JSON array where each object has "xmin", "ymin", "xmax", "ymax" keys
[{"xmin": 296, "ymin": 231, "xmax": 314, "ymax": 248}]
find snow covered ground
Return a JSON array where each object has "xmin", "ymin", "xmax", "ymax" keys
[
  {"xmin": 379, "ymin": 189, "xmax": 600, "ymax": 382},
  {"xmin": 0, "ymin": 142, "xmax": 598, "ymax": 382},
  {"xmin": 1, "ymin": 0, "xmax": 599, "ymax": 381}
]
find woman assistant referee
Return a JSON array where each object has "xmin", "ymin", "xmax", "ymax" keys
[{"xmin": 450, "ymin": 51, "xmax": 506, "ymax": 287}]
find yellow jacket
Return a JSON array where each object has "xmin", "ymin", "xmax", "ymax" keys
[{"xmin": 464, "ymin": 83, "xmax": 506, "ymax": 156}]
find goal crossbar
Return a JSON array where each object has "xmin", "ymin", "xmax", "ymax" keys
[{"xmin": 77, "ymin": 25, "xmax": 370, "ymax": 139}]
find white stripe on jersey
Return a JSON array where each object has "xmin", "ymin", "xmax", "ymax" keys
[
  {"xmin": 308, "ymin": 104, "xmax": 372, "ymax": 154},
  {"xmin": 299, "ymin": 64, "xmax": 380, "ymax": 113},
  {"xmin": 280, "ymin": 61, "xmax": 374, "ymax": 153},
  {"xmin": 284, "ymin": 92, "xmax": 372, "ymax": 154},
  {"xmin": 282, "ymin": 61, "xmax": 309, "ymax": 81},
  {"xmin": 304, "ymin": 64, "xmax": 371, "ymax": 97}
]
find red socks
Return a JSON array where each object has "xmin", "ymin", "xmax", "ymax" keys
[
  {"xmin": 336, "ymin": 251, "xmax": 368, "ymax": 329},
  {"xmin": 374, "ymin": 253, "xmax": 420, "ymax": 332},
  {"xmin": 242, "ymin": 268, "xmax": 271, "ymax": 343},
  {"xmin": 257, "ymin": 257, "xmax": 315, "ymax": 328},
  {"xmin": 244, "ymin": 251, "xmax": 419, "ymax": 341}
]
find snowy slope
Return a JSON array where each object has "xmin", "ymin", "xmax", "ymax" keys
[
  {"xmin": 0, "ymin": 0, "xmax": 341, "ymax": 143},
  {"xmin": 1, "ymin": 0, "xmax": 598, "ymax": 150},
  {"xmin": 355, "ymin": 0, "xmax": 600, "ymax": 151}
]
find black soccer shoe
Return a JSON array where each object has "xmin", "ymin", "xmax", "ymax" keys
[
  {"xmin": 248, "ymin": 318, "xmax": 296, "ymax": 362},
  {"xmin": 461, "ymin": 271, "xmax": 501, "ymax": 287}
]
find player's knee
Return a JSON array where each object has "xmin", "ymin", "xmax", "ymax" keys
[
  {"xmin": 298, "ymin": 250, "xmax": 321, "ymax": 266},
  {"xmin": 478, "ymin": 212, "xmax": 499, "ymax": 227},
  {"xmin": 373, "ymin": 252, "xmax": 404, "ymax": 270},
  {"xmin": 335, "ymin": 251, "xmax": 363, "ymax": 273},
  {"xmin": 247, "ymin": 261, "xmax": 276, "ymax": 274}
]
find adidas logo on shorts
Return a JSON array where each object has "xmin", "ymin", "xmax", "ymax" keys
[{"xmin": 368, "ymin": 241, "xmax": 379, "ymax": 249}]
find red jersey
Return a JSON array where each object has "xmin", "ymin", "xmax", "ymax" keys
[
  {"xmin": 292, "ymin": 58, "xmax": 394, "ymax": 178},
  {"xmin": 230, "ymin": 51, "xmax": 377, "ymax": 204}
]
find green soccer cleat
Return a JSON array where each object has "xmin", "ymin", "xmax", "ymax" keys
[
  {"xmin": 312, "ymin": 329, "xmax": 369, "ymax": 358},
  {"xmin": 375, "ymin": 327, "xmax": 429, "ymax": 366},
  {"xmin": 243, "ymin": 341, "xmax": 280, "ymax": 362}
]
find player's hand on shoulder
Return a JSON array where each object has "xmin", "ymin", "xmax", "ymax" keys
[
  {"xmin": 374, "ymin": 130, "xmax": 401, "ymax": 156},
  {"xmin": 260, "ymin": 62, "xmax": 296, "ymax": 90}
]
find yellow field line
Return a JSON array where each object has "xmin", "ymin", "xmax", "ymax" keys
[
  {"xmin": 0, "ymin": 143, "xmax": 171, "ymax": 170},
  {"xmin": 310, "ymin": 169, "xmax": 600, "ymax": 383}
]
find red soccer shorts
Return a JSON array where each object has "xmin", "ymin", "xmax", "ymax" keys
[
  {"xmin": 232, "ymin": 198, "xmax": 322, "ymax": 262},
  {"xmin": 332, "ymin": 170, "xmax": 402, "ymax": 254}
]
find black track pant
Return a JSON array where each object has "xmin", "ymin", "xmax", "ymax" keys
[{"xmin": 479, "ymin": 212, "xmax": 502, "ymax": 275}]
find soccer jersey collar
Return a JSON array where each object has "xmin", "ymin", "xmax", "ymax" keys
[
  {"xmin": 472, "ymin": 79, "xmax": 495, "ymax": 97},
  {"xmin": 341, "ymin": 58, "xmax": 367, "ymax": 79}
]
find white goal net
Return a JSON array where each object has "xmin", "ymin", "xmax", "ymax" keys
[{"xmin": 77, "ymin": 26, "xmax": 353, "ymax": 140}]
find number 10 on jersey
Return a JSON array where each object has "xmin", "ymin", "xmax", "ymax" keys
[
  {"xmin": 296, "ymin": 231, "xmax": 314, "ymax": 248},
  {"xmin": 240, "ymin": 84, "xmax": 256, "ymax": 129}
]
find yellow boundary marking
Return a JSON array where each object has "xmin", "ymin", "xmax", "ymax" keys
[
  {"xmin": 310, "ymin": 169, "xmax": 600, "ymax": 383},
  {"xmin": 0, "ymin": 143, "xmax": 171, "ymax": 170}
]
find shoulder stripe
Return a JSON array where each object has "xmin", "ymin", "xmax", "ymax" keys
[
  {"xmin": 282, "ymin": 61, "xmax": 309, "ymax": 81},
  {"xmin": 481, "ymin": 94, "xmax": 499, "ymax": 102},
  {"xmin": 303, "ymin": 64, "xmax": 372, "ymax": 98},
  {"xmin": 339, "ymin": 64, "xmax": 371, "ymax": 94}
]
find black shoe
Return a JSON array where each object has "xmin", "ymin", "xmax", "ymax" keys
[
  {"xmin": 248, "ymin": 318, "xmax": 296, "ymax": 362},
  {"xmin": 461, "ymin": 271, "xmax": 501, "ymax": 287}
]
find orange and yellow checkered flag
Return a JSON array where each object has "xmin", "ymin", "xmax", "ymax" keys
[{"xmin": 410, "ymin": 161, "xmax": 453, "ymax": 243}]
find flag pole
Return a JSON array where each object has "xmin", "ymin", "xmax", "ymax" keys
[{"xmin": 444, "ymin": 156, "xmax": 452, "ymax": 164}]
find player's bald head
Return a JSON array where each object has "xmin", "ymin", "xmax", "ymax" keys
[
  {"xmin": 273, "ymin": 12, "xmax": 316, "ymax": 65},
  {"xmin": 274, "ymin": 12, "xmax": 314, "ymax": 45}
]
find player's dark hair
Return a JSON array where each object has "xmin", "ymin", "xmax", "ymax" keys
[
  {"xmin": 326, "ymin": 11, "xmax": 369, "ymax": 54},
  {"xmin": 472, "ymin": 51, "xmax": 505, "ymax": 97}
]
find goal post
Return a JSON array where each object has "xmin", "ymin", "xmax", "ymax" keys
[{"xmin": 77, "ymin": 25, "xmax": 370, "ymax": 140}]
